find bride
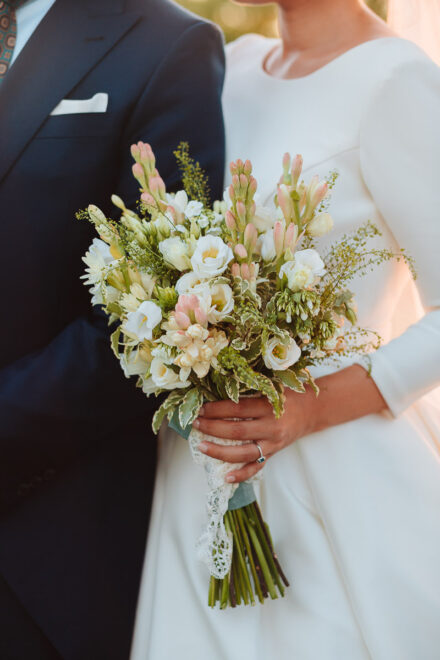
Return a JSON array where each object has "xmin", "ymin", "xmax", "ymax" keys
[{"xmin": 131, "ymin": 1, "xmax": 440, "ymax": 658}]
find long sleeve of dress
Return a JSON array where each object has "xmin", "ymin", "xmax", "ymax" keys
[{"xmin": 360, "ymin": 54, "xmax": 440, "ymax": 416}]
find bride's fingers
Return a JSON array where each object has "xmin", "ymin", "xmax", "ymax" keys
[
  {"xmin": 193, "ymin": 416, "xmax": 265, "ymax": 441},
  {"xmin": 199, "ymin": 397, "xmax": 272, "ymax": 420},
  {"xmin": 226, "ymin": 458, "xmax": 267, "ymax": 484},
  {"xmin": 197, "ymin": 439, "xmax": 266, "ymax": 464}
]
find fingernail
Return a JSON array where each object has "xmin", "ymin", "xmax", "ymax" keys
[
  {"xmin": 198, "ymin": 442, "xmax": 208, "ymax": 453},
  {"xmin": 193, "ymin": 419, "xmax": 200, "ymax": 428},
  {"xmin": 198, "ymin": 406, "xmax": 205, "ymax": 417},
  {"xmin": 226, "ymin": 475, "xmax": 235, "ymax": 483}
]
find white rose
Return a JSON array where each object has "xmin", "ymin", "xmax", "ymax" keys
[
  {"xmin": 258, "ymin": 230, "xmax": 276, "ymax": 262},
  {"xmin": 279, "ymin": 249, "xmax": 325, "ymax": 291},
  {"xmin": 175, "ymin": 272, "xmax": 207, "ymax": 295},
  {"xmin": 191, "ymin": 236, "xmax": 233, "ymax": 278},
  {"xmin": 150, "ymin": 357, "xmax": 189, "ymax": 390},
  {"xmin": 263, "ymin": 337, "xmax": 301, "ymax": 371},
  {"xmin": 307, "ymin": 212, "xmax": 334, "ymax": 237},
  {"xmin": 207, "ymin": 283, "xmax": 234, "ymax": 323},
  {"xmin": 120, "ymin": 349, "xmax": 150, "ymax": 378},
  {"xmin": 142, "ymin": 376, "xmax": 160, "ymax": 396},
  {"xmin": 124, "ymin": 300, "xmax": 162, "ymax": 342},
  {"xmin": 159, "ymin": 236, "xmax": 191, "ymax": 271}
]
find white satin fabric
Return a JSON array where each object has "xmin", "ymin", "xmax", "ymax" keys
[{"xmin": 131, "ymin": 36, "xmax": 440, "ymax": 660}]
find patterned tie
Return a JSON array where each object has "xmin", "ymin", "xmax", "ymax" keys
[{"xmin": 0, "ymin": 0, "xmax": 27, "ymax": 80}]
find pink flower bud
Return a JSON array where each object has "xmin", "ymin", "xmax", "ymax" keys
[
  {"xmin": 130, "ymin": 144, "xmax": 140, "ymax": 161},
  {"xmin": 243, "ymin": 159, "xmax": 252, "ymax": 175},
  {"xmin": 149, "ymin": 176, "xmax": 165, "ymax": 195},
  {"xmin": 141, "ymin": 191, "xmax": 155, "ymax": 206},
  {"xmin": 241, "ymin": 263, "xmax": 250, "ymax": 280},
  {"xmin": 195, "ymin": 307, "xmax": 207, "ymax": 326},
  {"xmin": 175, "ymin": 311, "xmax": 190, "ymax": 330},
  {"xmin": 291, "ymin": 154, "xmax": 303, "ymax": 187},
  {"xmin": 225, "ymin": 211, "xmax": 236, "ymax": 231},
  {"xmin": 311, "ymin": 181, "xmax": 328, "ymax": 208},
  {"xmin": 248, "ymin": 176, "xmax": 258, "ymax": 194},
  {"xmin": 132, "ymin": 163, "xmax": 146, "ymax": 188},
  {"xmin": 277, "ymin": 184, "xmax": 293, "ymax": 222},
  {"xmin": 284, "ymin": 223, "xmax": 297, "ymax": 250},
  {"xmin": 249, "ymin": 262, "xmax": 258, "ymax": 279},
  {"xmin": 232, "ymin": 174, "xmax": 239, "ymax": 188},
  {"xmin": 166, "ymin": 205, "xmax": 177, "ymax": 223},
  {"xmin": 274, "ymin": 221, "xmax": 285, "ymax": 256},
  {"xmin": 282, "ymin": 152, "xmax": 291, "ymax": 175},
  {"xmin": 234, "ymin": 244, "xmax": 248, "ymax": 259},
  {"xmin": 231, "ymin": 263, "xmax": 240, "ymax": 277},
  {"xmin": 236, "ymin": 158, "xmax": 244, "ymax": 172},
  {"xmin": 230, "ymin": 161, "xmax": 238, "ymax": 176},
  {"xmin": 239, "ymin": 173, "xmax": 247, "ymax": 189},
  {"xmin": 244, "ymin": 223, "xmax": 258, "ymax": 252},
  {"xmin": 228, "ymin": 184, "xmax": 235, "ymax": 202},
  {"xmin": 236, "ymin": 201, "xmax": 246, "ymax": 224}
]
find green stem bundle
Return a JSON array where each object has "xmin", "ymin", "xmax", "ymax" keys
[{"xmin": 208, "ymin": 501, "xmax": 289, "ymax": 609}]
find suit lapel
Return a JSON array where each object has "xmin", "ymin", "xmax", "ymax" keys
[{"xmin": 0, "ymin": 0, "xmax": 140, "ymax": 184}]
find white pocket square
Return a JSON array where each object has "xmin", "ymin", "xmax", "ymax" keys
[{"xmin": 50, "ymin": 92, "xmax": 108, "ymax": 116}]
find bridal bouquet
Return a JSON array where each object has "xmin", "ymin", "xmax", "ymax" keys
[{"xmin": 79, "ymin": 143, "xmax": 410, "ymax": 609}]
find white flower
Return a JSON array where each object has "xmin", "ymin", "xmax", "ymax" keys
[
  {"xmin": 124, "ymin": 301, "xmax": 162, "ymax": 342},
  {"xmin": 166, "ymin": 191, "xmax": 204, "ymax": 223},
  {"xmin": 82, "ymin": 238, "xmax": 117, "ymax": 286},
  {"xmin": 258, "ymin": 230, "xmax": 276, "ymax": 262},
  {"xmin": 175, "ymin": 272, "xmax": 207, "ymax": 295},
  {"xmin": 207, "ymin": 283, "xmax": 234, "ymax": 323},
  {"xmin": 120, "ymin": 349, "xmax": 150, "ymax": 378},
  {"xmin": 307, "ymin": 212, "xmax": 334, "ymax": 237},
  {"xmin": 159, "ymin": 236, "xmax": 191, "ymax": 271},
  {"xmin": 141, "ymin": 376, "xmax": 160, "ymax": 396},
  {"xmin": 150, "ymin": 357, "xmax": 189, "ymax": 390},
  {"xmin": 279, "ymin": 249, "xmax": 325, "ymax": 291},
  {"xmin": 191, "ymin": 236, "xmax": 233, "ymax": 278},
  {"xmin": 263, "ymin": 337, "xmax": 301, "ymax": 371}
]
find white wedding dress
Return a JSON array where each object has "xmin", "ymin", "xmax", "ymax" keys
[{"xmin": 131, "ymin": 36, "xmax": 440, "ymax": 660}]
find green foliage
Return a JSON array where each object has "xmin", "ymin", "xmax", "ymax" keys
[{"xmin": 174, "ymin": 142, "xmax": 211, "ymax": 206}]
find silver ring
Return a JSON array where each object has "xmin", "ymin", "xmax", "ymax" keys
[{"xmin": 255, "ymin": 442, "xmax": 266, "ymax": 464}]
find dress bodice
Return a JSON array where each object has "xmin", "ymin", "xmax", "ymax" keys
[{"xmin": 223, "ymin": 34, "xmax": 440, "ymax": 414}]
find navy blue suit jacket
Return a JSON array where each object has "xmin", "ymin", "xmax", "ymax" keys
[{"xmin": 0, "ymin": 0, "xmax": 225, "ymax": 657}]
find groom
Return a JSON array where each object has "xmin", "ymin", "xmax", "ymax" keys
[{"xmin": 0, "ymin": 0, "xmax": 224, "ymax": 658}]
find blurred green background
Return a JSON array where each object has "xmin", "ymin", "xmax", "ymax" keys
[{"xmin": 176, "ymin": 0, "xmax": 388, "ymax": 43}]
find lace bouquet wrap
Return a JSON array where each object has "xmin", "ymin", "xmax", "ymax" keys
[{"xmin": 79, "ymin": 143, "xmax": 412, "ymax": 608}]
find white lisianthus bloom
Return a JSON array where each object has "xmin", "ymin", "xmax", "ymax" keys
[
  {"xmin": 279, "ymin": 249, "xmax": 325, "ymax": 291},
  {"xmin": 175, "ymin": 272, "xmax": 207, "ymax": 295},
  {"xmin": 263, "ymin": 337, "xmax": 301, "ymax": 371},
  {"xmin": 120, "ymin": 349, "xmax": 150, "ymax": 378},
  {"xmin": 307, "ymin": 212, "xmax": 334, "ymax": 237},
  {"xmin": 124, "ymin": 301, "xmax": 162, "ymax": 342},
  {"xmin": 191, "ymin": 236, "xmax": 233, "ymax": 278},
  {"xmin": 258, "ymin": 230, "xmax": 276, "ymax": 262},
  {"xmin": 150, "ymin": 357, "xmax": 189, "ymax": 390},
  {"xmin": 91, "ymin": 284, "xmax": 120, "ymax": 307},
  {"xmin": 207, "ymin": 283, "xmax": 234, "ymax": 323},
  {"xmin": 159, "ymin": 236, "xmax": 191, "ymax": 271}
]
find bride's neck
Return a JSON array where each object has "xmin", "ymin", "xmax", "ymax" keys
[{"xmin": 268, "ymin": 0, "xmax": 392, "ymax": 78}]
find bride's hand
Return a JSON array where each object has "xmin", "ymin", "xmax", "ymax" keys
[
  {"xmin": 193, "ymin": 387, "xmax": 317, "ymax": 483},
  {"xmin": 193, "ymin": 365, "xmax": 388, "ymax": 483}
]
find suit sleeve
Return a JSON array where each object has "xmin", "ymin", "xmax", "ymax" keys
[
  {"xmin": 116, "ymin": 20, "xmax": 225, "ymax": 205},
  {"xmin": 360, "ymin": 56, "xmax": 440, "ymax": 415},
  {"xmin": 0, "ymin": 19, "xmax": 225, "ymax": 509}
]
